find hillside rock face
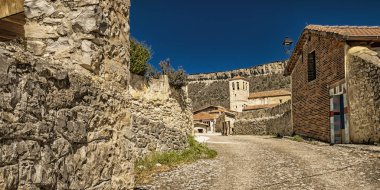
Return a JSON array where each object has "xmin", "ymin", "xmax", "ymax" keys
[
  {"xmin": 188, "ymin": 62, "xmax": 286, "ymax": 81},
  {"xmin": 188, "ymin": 62, "xmax": 290, "ymax": 111},
  {"xmin": 0, "ymin": 1, "xmax": 193, "ymax": 189}
]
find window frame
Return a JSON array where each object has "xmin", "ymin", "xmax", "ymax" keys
[{"xmin": 307, "ymin": 50, "xmax": 317, "ymax": 82}]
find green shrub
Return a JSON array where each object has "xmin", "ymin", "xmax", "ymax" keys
[
  {"xmin": 130, "ymin": 38, "xmax": 151, "ymax": 75},
  {"xmin": 292, "ymin": 135, "xmax": 304, "ymax": 142},
  {"xmin": 135, "ymin": 136, "xmax": 217, "ymax": 175}
]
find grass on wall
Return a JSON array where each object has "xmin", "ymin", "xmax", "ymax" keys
[{"xmin": 134, "ymin": 136, "xmax": 217, "ymax": 184}]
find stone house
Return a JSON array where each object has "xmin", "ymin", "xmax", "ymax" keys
[
  {"xmin": 248, "ymin": 89, "xmax": 291, "ymax": 106},
  {"xmin": 285, "ymin": 25, "xmax": 380, "ymax": 144},
  {"xmin": 194, "ymin": 122, "xmax": 210, "ymax": 133},
  {"xmin": 193, "ymin": 105, "xmax": 236, "ymax": 133}
]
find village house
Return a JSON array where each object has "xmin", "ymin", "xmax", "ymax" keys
[
  {"xmin": 229, "ymin": 76, "xmax": 290, "ymax": 112},
  {"xmin": 285, "ymin": 25, "xmax": 380, "ymax": 144},
  {"xmin": 193, "ymin": 106, "xmax": 236, "ymax": 134},
  {"xmin": 248, "ymin": 89, "xmax": 291, "ymax": 106}
]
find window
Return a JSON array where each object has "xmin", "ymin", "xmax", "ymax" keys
[
  {"xmin": 280, "ymin": 99, "xmax": 282, "ymax": 103},
  {"xmin": 308, "ymin": 51, "xmax": 316, "ymax": 81},
  {"xmin": 232, "ymin": 82, "xmax": 235, "ymax": 90},
  {"xmin": 237, "ymin": 82, "xmax": 240, "ymax": 90}
]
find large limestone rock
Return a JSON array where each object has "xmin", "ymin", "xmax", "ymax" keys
[{"xmin": 0, "ymin": 42, "xmax": 134, "ymax": 189}]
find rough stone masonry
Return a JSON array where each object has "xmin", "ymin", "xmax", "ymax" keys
[
  {"xmin": 0, "ymin": 1, "xmax": 193, "ymax": 189},
  {"xmin": 234, "ymin": 101, "xmax": 292, "ymax": 136}
]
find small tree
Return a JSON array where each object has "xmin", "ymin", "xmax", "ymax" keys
[
  {"xmin": 159, "ymin": 59, "xmax": 188, "ymax": 89},
  {"xmin": 130, "ymin": 38, "xmax": 151, "ymax": 75}
]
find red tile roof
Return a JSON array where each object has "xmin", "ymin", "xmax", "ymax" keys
[
  {"xmin": 285, "ymin": 25, "xmax": 380, "ymax": 76},
  {"xmin": 249, "ymin": 89, "xmax": 291, "ymax": 99},
  {"xmin": 243, "ymin": 104, "xmax": 278, "ymax": 111},
  {"xmin": 305, "ymin": 25, "xmax": 380, "ymax": 37}
]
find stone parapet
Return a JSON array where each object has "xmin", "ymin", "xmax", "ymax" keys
[{"xmin": 234, "ymin": 101, "xmax": 292, "ymax": 136}]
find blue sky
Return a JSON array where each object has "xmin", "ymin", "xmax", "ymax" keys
[{"xmin": 130, "ymin": 0, "xmax": 380, "ymax": 74}]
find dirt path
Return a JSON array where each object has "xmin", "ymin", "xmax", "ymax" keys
[
  {"xmin": 208, "ymin": 135, "xmax": 380, "ymax": 190},
  {"xmin": 136, "ymin": 135, "xmax": 380, "ymax": 190}
]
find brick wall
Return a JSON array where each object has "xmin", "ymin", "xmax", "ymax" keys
[{"xmin": 291, "ymin": 34, "xmax": 346, "ymax": 142}]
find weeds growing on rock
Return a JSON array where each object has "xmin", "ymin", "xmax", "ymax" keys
[{"xmin": 134, "ymin": 136, "xmax": 217, "ymax": 184}]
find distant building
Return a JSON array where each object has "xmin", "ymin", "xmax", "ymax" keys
[
  {"xmin": 285, "ymin": 25, "xmax": 380, "ymax": 144},
  {"xmin": 229, "ymin": 76, "xmax": 250, "ymax": 112},
  {"xmin": 193, "ymin": 112, "xmax": 217, "ymax": 133},
  {"xmin": 193, "ymin": 106, "xmax": 236, "ymax": 134},
  {"xmin": 194, "ymin": 122, "xmax": 211, "ymax": 134},
  {"xmin": 248, "ymin": 89, "xmax": 291, "ymax": 106},
  {"xmin": 229, "ymin": 76, "xmax": 290, "ymax": 112}
]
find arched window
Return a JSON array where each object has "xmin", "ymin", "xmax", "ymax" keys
[
  {"xmin": 232, "ymin": 82, "xmax": 235, "ymax": 90},
  {"xmin": 237, "ymin": 82, "xmax": 240, "ymax": 90}
]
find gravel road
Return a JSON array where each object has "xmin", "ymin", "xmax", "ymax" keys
[{"xmin": 136, "ymin": 135, "xmax": 380, "ymax": 190}]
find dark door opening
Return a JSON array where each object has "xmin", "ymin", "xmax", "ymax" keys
[{"xmin": 331, "ymin": 94, "xmax": 346, "ymax": 144}]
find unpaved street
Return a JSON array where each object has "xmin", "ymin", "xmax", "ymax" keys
[{"xmin": 137, "ymin": 135, "xmax": 380, "ymax": 190}]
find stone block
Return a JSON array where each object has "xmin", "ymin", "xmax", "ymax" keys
[
  {"xmin": 24, "ymin": 0, "xmax": 55, "ymax": 19},
  {"xmin": 0, "ymin": 165, "xmax": 18, "ymax": 190}
]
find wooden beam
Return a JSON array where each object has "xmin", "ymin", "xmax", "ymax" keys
[
  {"xmin": 2, "ymin": 12, "xmax": 25, "ymax": 25},
  {"xmin": 0, "ymin": 0, "xmax": 24, "ymax": 19},
  {"xmin": 0, "ymin": 12, "xmax": 25, "ymax": 41},
  {"xmin": 0, "ymin": 28, "xmax": 19, "ymax": 39}
]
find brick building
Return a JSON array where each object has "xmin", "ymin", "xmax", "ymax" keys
[{"xmin": 285, "ymin": 25, "xmax": 380, "ymax": 144}]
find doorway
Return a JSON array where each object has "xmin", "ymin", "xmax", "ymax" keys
[{"xmin": 329, "ymin": 82, "xmax": 349, "ymax": 144}]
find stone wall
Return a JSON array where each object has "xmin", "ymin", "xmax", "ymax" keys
[
  {"xmin": 188, "ymin": 62, "xmax": 290, "ymax": 111},
  {"xmin": 0, "ymin": 41, "xmax": 134, "ymax": 190},
  {"xmin": 24, "ymin": 0, "xmax": 131, "ymax": 82},
  {"xmin": 129, "ymin": 75, "xmax": 193, "ymax": 158},
  {"xmin": 347, "ymin": 47, "xmax": 380, "ymax": 143},
  {"xmin": 234, "ymin": 101, "xmax": 292, "ymax": 136}
]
